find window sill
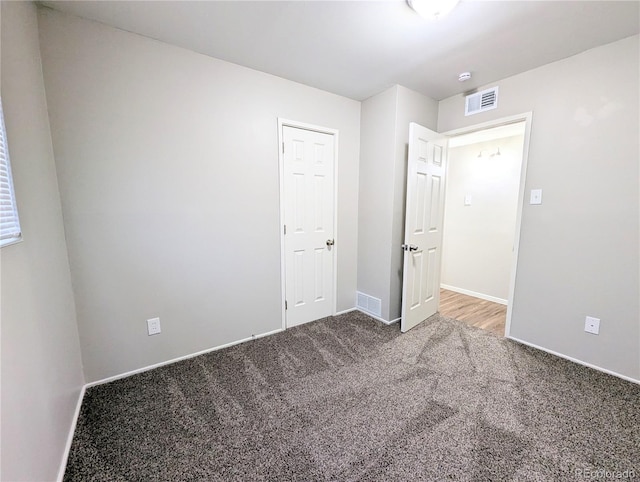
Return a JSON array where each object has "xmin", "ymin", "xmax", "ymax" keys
[{"xmin": 1, "ymin": 236, "xmax": 23, "ymax": 248}]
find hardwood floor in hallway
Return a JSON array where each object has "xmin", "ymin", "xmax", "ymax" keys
[{"xmin": 439, "ymin": 289, "xmax": 506, "ymax": 337}]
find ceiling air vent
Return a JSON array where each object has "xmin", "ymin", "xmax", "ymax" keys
[{"xmin": 465, "ymin": 87, "xmax": 499, "ymax": 116}]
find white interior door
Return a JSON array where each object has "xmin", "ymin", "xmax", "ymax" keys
[
  {"xmin": 401, "ymin": 123, "xmax": 447, "ymax": 332},
  {"xmin": 282, "ymin": 125, "xmax": 335, "ymax": 327}
]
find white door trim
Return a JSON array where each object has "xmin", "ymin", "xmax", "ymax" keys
[
  {"xmin": 442, "ymin": 112, "xmax": 533, "ymax": 338},
  {"xmin": 277, "ymin": 118, "xmax": 339, "ymax": 330}
]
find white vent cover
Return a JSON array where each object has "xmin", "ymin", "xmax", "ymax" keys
[
  {"xmin": 356, "ymin": 291, "xmax": 382, "ymax": 317},
  {"xmin": 465, "ymin": 87, "xmax": 499, "ymax": 116}
]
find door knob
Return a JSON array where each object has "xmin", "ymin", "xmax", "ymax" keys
[
  {"xmin": 401, "ymin": 244, "xmax": 419, "ymax": 251},
  {"xmin": 326, "ymin": 239, "xmax": 335, "ymax": 247}
]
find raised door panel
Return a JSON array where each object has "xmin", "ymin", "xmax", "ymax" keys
[
  {"xmin": 401, "ymin": 123, "xmax": 448, "ymax": 333},
  {"xmin": 283, "ymin": 126, "xmax": 335, "ymax": 327}
]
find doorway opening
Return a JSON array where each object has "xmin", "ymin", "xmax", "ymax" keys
[{"xmin": 440, "ymin": 114, "xmax": 532, "ymax": 337}]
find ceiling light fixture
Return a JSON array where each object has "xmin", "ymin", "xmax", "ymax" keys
[{"xmin": 408, "ymin": 0, "xmax": 461, "ymax": 19}]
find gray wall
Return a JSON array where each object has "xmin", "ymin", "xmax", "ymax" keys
[
  {"xmin": 357, "ymin": 87, "xmax": 397, "ymax": 319},
  {"xmin": 0, "ymin": 2, "xmax": 85, "ymax": 481},
  {"xmin": 439, "ymin": 35, "xmax": 640, "ymax": 380},
  {"xmin": 442, "ymin": 135, "xmax": 524, "ymax": 302},
  {"xmin": 37, "ymin": 9, "xmax": 361, "ymax": 382},
  {"xmin": 358, "ymin": 85, "xmax": 437, "ymax": 321},
  {"xmin": 389, "ymin": 86, "xmax": 438, "ymax": 320}
]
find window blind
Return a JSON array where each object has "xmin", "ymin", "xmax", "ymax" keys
[{"xmin": 0, "ymin": 98, "xmax": 22, "ymax": 246}]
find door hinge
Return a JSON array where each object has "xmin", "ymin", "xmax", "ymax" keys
[
  {"xmin": 282, "ymin": 142, "xmax": 285, "ymax": 154},
  {"xmin": 285, "ymin": 300, "xmax": 288, "ymax": 310},
  {"xmin": 284, "ymin": 224, "xmax": 287, "ymax": 235}
]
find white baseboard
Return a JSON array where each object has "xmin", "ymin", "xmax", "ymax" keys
[
  {"xmin": 86, "ymin": 328, "xmax": 284, "ymax": 388},
  {"xmin": 57, "ymin": 385, "xmax": 86, "ymax": 482},
  {"xmin": 357, "ymin": 309, "xmax": 400, "ymax": 325},
  {"xmin": 440, "ymin": 284, "xmax": 508, "ymax": 305},
  {"xmin": 86, "ymin": 305, "xmax": 401, "ymax": 389},
  {"xmin": 335, "ymin": 307, "xmax": 358, "ymax": 316},
  {"xmin": 508, "ymin": 336, "xmax": 639, "ymax": 385}
]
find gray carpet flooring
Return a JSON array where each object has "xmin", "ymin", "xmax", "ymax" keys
[{"xmin": 64, "ymin": 312, "xmax": 639, "ymax": 481}]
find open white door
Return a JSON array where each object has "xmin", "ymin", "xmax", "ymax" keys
[
  {"xmin": 400, "ymin": 123, "xmax": 448, "ymax": 332},
  {"xmin": 282, "ymin": 125, "xmax": 335, "ymax": 327}
]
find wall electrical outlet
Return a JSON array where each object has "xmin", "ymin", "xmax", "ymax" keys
[
  {"xmin": 584, "ymin": 316, "xmax": 600, "ymax": 335},
  {"xmin": 530, "ymin": 189, "xmax": 543, "ymax": 205},
  {"xmin": 147, "ymin": 317, "xmax": 161, "ymax": 336}
]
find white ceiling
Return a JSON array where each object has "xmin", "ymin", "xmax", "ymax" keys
[{"xmin": 40, "ymin": 1, "xmax": 640, "ymax": 101}]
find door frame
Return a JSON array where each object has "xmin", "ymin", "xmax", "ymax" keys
[
  {"xmin": 277, "ymin": 118, "xmax": 339, "ymax": 330},
  {"xmin": 442, "ymin": 111, "xmax": 533, "ymax": 337}
]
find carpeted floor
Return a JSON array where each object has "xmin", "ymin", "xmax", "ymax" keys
[{"xmin": 64, "ymin": 312, "xmax": 639, "ymax": 481}]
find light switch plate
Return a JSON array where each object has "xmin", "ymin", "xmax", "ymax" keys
[
  {"xmin": 530, "ymin": 189, "xmax": 543, "ymax": 205},
  {"xmin": 584, "ymin": 316, "xmax": 600, "ymax": 335},
  {"xmin": 464, "ymin": 194, "xmax": 472, "ymax": 206}
]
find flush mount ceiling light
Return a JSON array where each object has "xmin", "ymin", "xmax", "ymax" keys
[{"xmin": 408, "ymin": 0, "xmax": 461, "ymax": 19}]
